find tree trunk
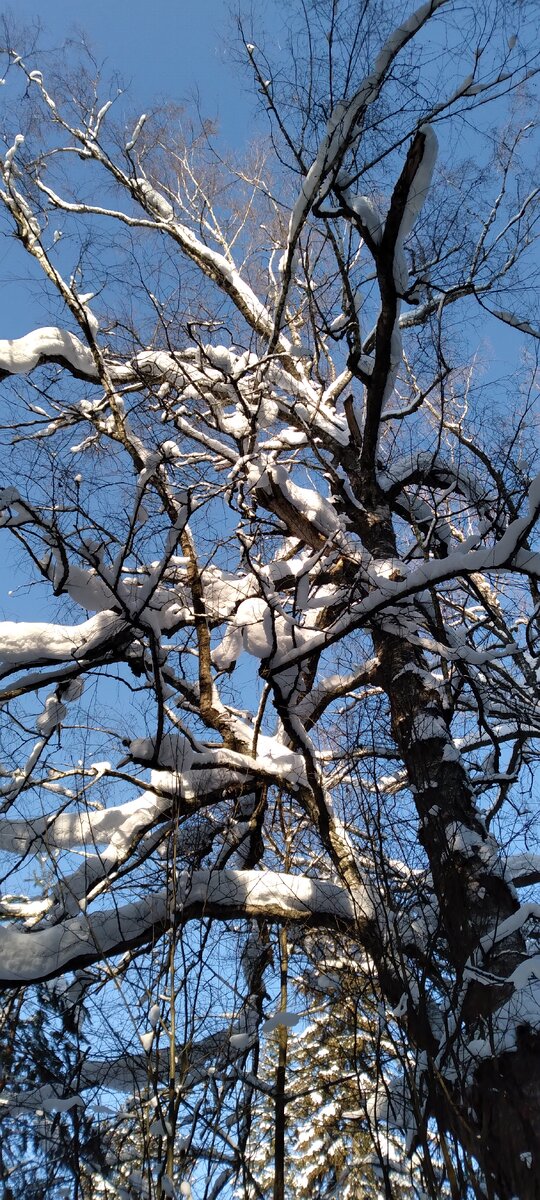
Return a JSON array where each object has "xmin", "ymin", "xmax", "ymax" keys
[{"xmin": 359, "ymin": 504, "xmax": 540, "ymax": 1196}]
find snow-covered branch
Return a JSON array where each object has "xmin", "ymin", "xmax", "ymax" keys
[{"xmin": 0, "ymin": 870, "xmax": 371, "ymax": 987}]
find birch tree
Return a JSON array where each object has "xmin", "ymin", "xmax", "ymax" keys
[{"xmin": 0, "ymin": 2, "xmax": 540, "ymax": 1197}]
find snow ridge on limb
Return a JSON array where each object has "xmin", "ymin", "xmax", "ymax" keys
[
  {"xmin": 0, "ymin": 327, "xmax": 128, "ymax": 383},
  {"xmin": 0, "ymin": 612, "xmax": 126, "ymax": 675},
  {"xmin": 0, "ymin": 869, "xmax": 372, "ymax": 986},
  {"xmin": 272, "ymin": 0, "xmax": 448, "ymax": 347},
  {"xmin": 359, "ymin": 125, "xmax": 439, "ymax": 474},
  {"xmin": 393, "ymin": 124, "xmax": 438, "ymax": 292}
]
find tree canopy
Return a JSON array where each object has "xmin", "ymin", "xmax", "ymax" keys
[{"xmin": 0, "ymin": 2, "xmax": 540, "ymax": 1197}]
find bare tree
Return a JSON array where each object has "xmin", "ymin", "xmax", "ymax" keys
[{"xmin": 0, "ymin": 2, "xmax": 539, "ymax": 1196}]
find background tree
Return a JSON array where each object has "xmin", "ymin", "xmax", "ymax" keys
[{"xmin": 0, "ymin": 2, "xmax": 539, "ymax": 1197}]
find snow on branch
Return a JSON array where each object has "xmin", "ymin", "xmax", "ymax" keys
[
  {"xmin": 0, "ymin": 869, "xmax": 372, "ymax": 987},
  {"xmin": 35, "ymin": 172, "xmax": 282, "ymax": 343},
  {"xmin": 0, "ymin": 327, "xmax": 107, "ymax": 382},
  {"xmin": 506, "ymin": 854, "xmax": 540, "ymax": 889},
  {"xmin": 0, "ymin": 787, "xmax": 171, "ymax": 856},
  {"xmin": 264, "ymin": 474, "xmax": 540, "ymax": 675},
  {"xmin": 0, "ymin": 612, "xmax": 127, "ymax": 677},
  {"xmin": 273, "ymin": 0, "xmax": 447, "ymax": 344}
]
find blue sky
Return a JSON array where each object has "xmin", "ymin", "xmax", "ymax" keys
[{"xmin": 4, "ymin": 0, "xmax": 253, "ymax": 133}]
